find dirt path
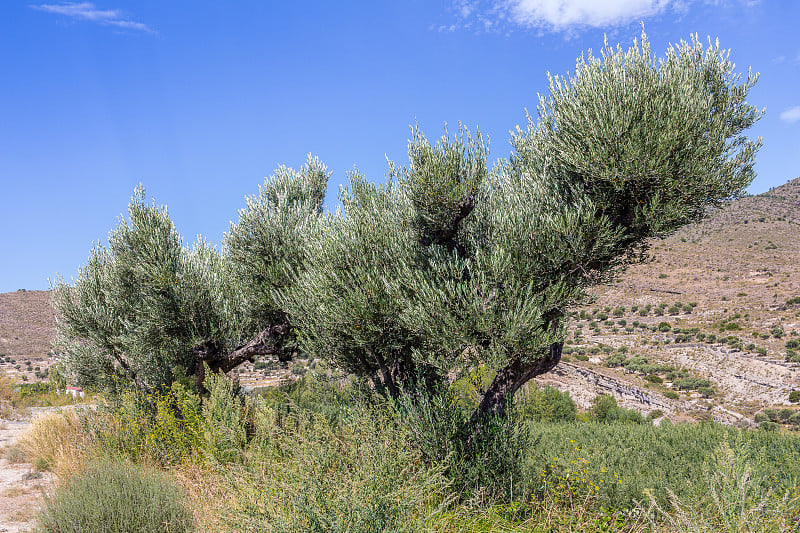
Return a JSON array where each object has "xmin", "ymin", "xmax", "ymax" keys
[{"xmin": 0, "ymin": 415, "xmax": 55, "ymax": 533}]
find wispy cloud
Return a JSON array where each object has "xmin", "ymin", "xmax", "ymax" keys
[
  {"xmin": 32, "ymin": 2, "xmax": 154, "ymax": 33},
  {"xmin": 780, "ymin": 106, "xmax": 800, "ymax": 124},
  {"xmin": 507, "ymin": 0, "xmax": 672, "ymax": 30},
  {"xmin": 451, "ymin": 0, "xmax": 756, "ymax": 33}
]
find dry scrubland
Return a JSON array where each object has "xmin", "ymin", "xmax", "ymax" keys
[{"xmin": 1, "ymin": 179, "xmax": 800, "ymax": 531}]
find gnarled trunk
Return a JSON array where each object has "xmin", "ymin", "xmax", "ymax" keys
[
  {"xmin": 189, "ymin": 322, "xmax": 292, "ymax": 393},
  {"xmin": 473, "ymin": 341, "xmax": 563, "ymax": 422}
]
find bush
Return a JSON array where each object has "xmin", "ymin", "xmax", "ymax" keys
[
  {"xmin": 38, "ymin": 457, "xmax": 193, "ymax": 533},
  {"xmin": 772, "ymin": 325, "xmax": 784, "ymax": 338},
  {"xmin": 519, "ymin": 385, "xmax": 577, "ymax": 423},
  {"xmin": 591, "ymin": 395, "xmax": 645, "ymax": 424},
  {"xmin": 645, "ymin": 375, "xmax": 663, "ymax": 384},
  {"xmin": 658, "ymin": 322, "xmax": 672, "ymax": 332},
  {"xmin": 789, "ymin": 391, "xmax": 800, "ymax": 403},
  {"xmin": 674, "ymin": 377, "xmax": 711, "ymax": 391},
  {"xmin": 664, "ymin": 390, "xmax": 680, "ymax": 400},
  {"xmin": 697, "ymin": 386, "xmax": 715, "ymax": 398}
]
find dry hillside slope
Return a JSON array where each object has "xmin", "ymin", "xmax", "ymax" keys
[
  {"xmin": 0, "ymin": 290, "xmax": 55, "ymax": 382},
  {"xmin": 538, "ymin": 177, "xmax": 800, "ymax": 426}
]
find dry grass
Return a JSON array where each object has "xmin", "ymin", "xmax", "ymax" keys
[
  {"xmin": 15, "ymin": 409, "xmax": 92, "ymax": 479},
  {"xmin": 171, "ymin": 463, "xmax": 230, "ymax": 532}
]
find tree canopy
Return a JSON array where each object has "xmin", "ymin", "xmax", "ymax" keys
[{"xmin": 53, "ymin": 31, "xmax": 761, "ymax": 423}]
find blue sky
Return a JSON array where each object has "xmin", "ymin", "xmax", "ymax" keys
[{"xmin": 1, "ymin": 1, "xmax": 798, "ymax": 293}]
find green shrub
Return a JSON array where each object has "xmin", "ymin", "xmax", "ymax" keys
[
  {"xmin": 786, "ymin": 349, "xmax": 799, "ymax": 362},
  {"xmin": 664, "ymin": 390, "xmax": 680, "ymax": 400},
  {"xmin": 201, "ymin": 369, "xmax": 249, "ymax": 464},
  {"xmin": 763, "ymin": 409, "xmax": 779, "ymax": 422},
  {"xmin": 756, "ymin": 346, "xmax": 767, "ymax": 356},
  {"xmin": 658, "ymin": 322, "xmax": 672, "ymax": 332},
  {"xmin": 38, "ymin": 457, "xmax": 193, "ymax": 533},
  {"xmin": 591, "ymin": 395, "xmax": 645, "ymax": 424},
  {"xmin": 605, "ymin": 353, "xmax": 626, "ymax": 367},
  {"xmin": 697, "ymin": 386, "xmax": 715, "ymax": 398},
  {"xmin": 519, "ymin": 385, "xmax": 577, "ymax": 423},
  {"xmin": 645, "ymin": 375, "xmax": 663, "ymax": 384},
  {"xmin": 674, "ymin": 377, "xmax": 711, "ymax": 391},
  {"xmin": 772, "ymin": 325, "xmax": 784, "ymax": 338},
  {"xmin": 790, "ymin": 391, "xmax": 800, "ymax": 403}
]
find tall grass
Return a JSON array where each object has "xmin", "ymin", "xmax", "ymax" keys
[
  {"xmin": 218, "ymin": 402, "xmax": 451, "ymax": 532},
  {"xmin": 15, "ymin": 409, "xmax": 88, "ymax": 478}
]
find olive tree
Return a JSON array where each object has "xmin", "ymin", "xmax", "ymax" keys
[
  {"xmin": 286, "ymin": 31, "xmax": 761, "ymax": 423},
  {"xmin": 53, "ymin": 156, "xmax": 329, "ymax": 392}
]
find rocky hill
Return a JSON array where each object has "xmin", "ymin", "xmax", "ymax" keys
[
  {"xmin": 0, "ymin": 290, "xmax": 56, "ymax": 382},
  {"xmin": 2, "ymin": 178, "xmax": 799, "ymax": 425},
  {"xmin": 539, "ymin": 177, "xmax": 800, "ymax": 426}
]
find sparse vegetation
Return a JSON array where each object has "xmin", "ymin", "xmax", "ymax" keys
[{"xmin": 3, "ymin": 27, "xmax": 796, "ymax": 532}]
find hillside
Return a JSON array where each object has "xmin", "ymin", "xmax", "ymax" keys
[
  {"xmin": 2, "ymin": 178, "xmax": 799, "ymax": 425},
  {"xmin": 541, "ymin": 177, "xmax": 800, "ymax": 426},
  {"xmin": 0, "ymin": 290, "xmax": 56, "ymax": 382}
]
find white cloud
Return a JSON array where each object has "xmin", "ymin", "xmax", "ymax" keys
[
  {"xmin": 506, "ymin": 0, "xmax": 673, "ymax": 30},
  {"xmin": 449, "ymin": 0, "xmax": 758, "ymax": 33},
  {"xmin": 32, "ymin": 2, "xmax": 153, "ymax": 33},
  {"xmin": 780, "ymin": 106, "xmax": 800, "ymax": 124}
]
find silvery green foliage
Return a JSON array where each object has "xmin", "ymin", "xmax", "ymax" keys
[
  {"xmin": 517, "ymin": 30, "xmax": 761, "ymax": 243},
  {"xmin": 54, "ymin": 155, "xmax": 330, "ymax": 393},
  {"xmin": 53, "ymin": 186, "xmax": 247, "ymax": 392},
  {"xmin": 225, "ymin": 155, "xmax": 330, "ymax": 359},
  {"xmin": 289, "ymin": 31, "xmax": 761, "ymax": 411},
  {"xmin": 283, "ymin": 171, "xmax": 422, "ymax": 395}
]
